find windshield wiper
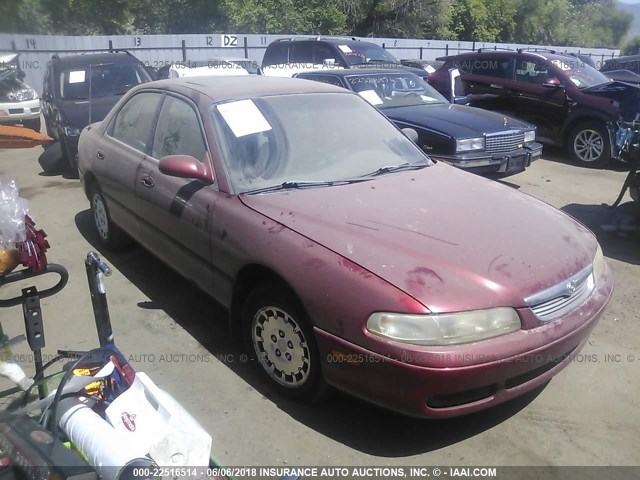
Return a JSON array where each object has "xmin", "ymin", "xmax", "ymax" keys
[
  {"xmin": 361, "ymin": 163, "xmax": 427, "ymax": 177},
  {"xmin": 245, "ymin": 178, "xmax": 370, "ymax": 194}
]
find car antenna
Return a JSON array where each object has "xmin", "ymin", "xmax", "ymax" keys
[{"xmin": 88, "ymin": 63, "xmax": 92, "ymax": 126}]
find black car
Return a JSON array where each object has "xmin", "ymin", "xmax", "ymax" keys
[
  {"xmin": 429, "ymin": 50, "xmax": 639, "ymax": 167},
  {"xmin": 600, "ymin": 54, "xmax": 640, "ymax": 85},
  {"xmin": 296, "ymin": 69, "xmax": 542, "ymax": 174},
  {"xmin": 41, "ymin": 51, "xmax": 151, "ymax": 169},
  {"xmin": 262, "ymin": 37, "xmax": 429, "ymax": 79}
]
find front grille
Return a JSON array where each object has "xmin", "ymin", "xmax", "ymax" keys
[
  {"xmin": 526, "ymin": 265, "xmax": 595, "ymax": 322},
  {"xmin": 8, "ymin": 109, "xmax": 23, "ymax": 114},
  {"xmin": 485, "ymin": 131, "xmax": 525, "ymax": 155}
]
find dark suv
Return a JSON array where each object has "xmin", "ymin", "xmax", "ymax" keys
[
  {"xmin": 42, "ymin": 52, "xmax": 151, "ymax": 169},
  {"xmin": 429, "ymin": 50, "xmax": 640, "ymax": 167},
  {"xmin": 262, "ymin": 37, "xmax": 428, "ymax": 79}
]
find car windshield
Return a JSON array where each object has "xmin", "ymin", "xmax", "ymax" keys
[
  {"xmin": 59, "ymin": 62, "xmax": 151, "ymax": 100},
  {"xmin": 550, "ymin": 58, "xmax": 611, "ymax": 89},
  {"xmin": 342, "ymin": 43, "xmax": 399, "ymax": 66},
  {"xmin": 211, "ymin": 92, "xmax": 432, "ymax": 194},
  {"xmin": 345, "ymin": 72, "xmax": 448, "ymax": 107}
]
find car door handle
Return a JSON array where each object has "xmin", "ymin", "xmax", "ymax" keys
[
  {"xmin": 96, "ymin": 150, "xmax": 105, "ymax": 160},
  {"xmin": 140, "ymin": 174, "xmax": 155, "ymax": 188}
]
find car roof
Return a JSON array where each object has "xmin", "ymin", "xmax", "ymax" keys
[
  {"xmin": 141, "ymin": 75, "xmax": 351, "ymax": 102},
  {"xmin": 604, "ymin": 55, "xmax": 640, "ymax": 63},
  {"xmin": 51, "ymin": 52, "xmax": 140, "ymax": 67},
  {"xmin": 443, "ymin": 50, "xmax": 589, "ymax": 64}
]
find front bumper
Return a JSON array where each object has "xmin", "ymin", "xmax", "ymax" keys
[
  {"xmin": 0, "ymin": 98, "xmax": 40, "ymax": 123},
  {"xmin": 433, "ymin": 142, "xmax": 543, "ymax": 174},
  {"xmin": 316, "ymin": 262, "xmax": 613, "ymax": 418}
]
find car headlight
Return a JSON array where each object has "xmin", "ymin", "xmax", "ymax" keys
[
  {"xmin": 524, "ymin": 130, "xmax": 536, "ymax": 143},
  {"xmin": 592, "ymin": 243, "xmax": 604, "ymax": 282},
  {"xmin": 64, "ymin": 126, "xmax": 81, "ymax": 137},
  {"xmin": 456, "ymin": 137, "xmax": 484, "ymax": 152},
  {"xmin": 366, "ymin": 307, "xmax": 521, "ymax": 346}
]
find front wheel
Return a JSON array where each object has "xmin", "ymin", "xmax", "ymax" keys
[
  {"xmin": 243, "ymin": 285, "xmax": 325, "ymax": 400},
  {"xmin": 88, "ymin": 184, "xmax": 130, "ymax": 249},
  {"xmin": 568, "ymin": 122, "xmax": 611, "ymax": 167}
]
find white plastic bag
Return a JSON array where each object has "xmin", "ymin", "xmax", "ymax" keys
[{"xmin": 0, "ymin": 178, "xmax": 28, "ymax": 249}]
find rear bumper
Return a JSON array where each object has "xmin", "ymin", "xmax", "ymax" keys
[
  {"xmin": 433, "ymin": 142, "xmax": 543, "ymax": 174},
  {"xmin": 316, "ymin": 263, "xmax": 613, "ymax": 418}
]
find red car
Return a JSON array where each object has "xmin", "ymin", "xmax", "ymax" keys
[{"xmin": 78, "ymin": 76, "xmax": 613, "ymax": 418}]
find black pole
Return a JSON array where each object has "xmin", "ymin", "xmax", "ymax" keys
[
  {"xmin": 446, "ymin": 44, "xmax": 449, "ymax": 56},
  {"xmin": 182, "ymin": 40, "xmax": 187, "ymax": 62},
  {"xmin": 108, "ymin": 40, "xmax": 113, "ymax": 53},
  {"xmin": 419, "ymin": 46, "xmax": 423, "ymax": 59},
  {"xmin": 85, "ymin": 252, "xmax": 114, "ymax": 347},
  {"xmin": 244, "ymin": 36, "xmax": 249, "ymax": 59}
]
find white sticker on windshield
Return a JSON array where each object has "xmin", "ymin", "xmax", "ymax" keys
[
  {"xmin": 217, "ymin": 99, "xmax": 272, "ymax": 137},
  {"xmin": 425, "ymin": 65, "xmax": 436, "ymax": 73},
  {"xmin": 420, "ymin": 95, "xmax": 440, "ymax": 102},
  {"xmin": 69, "ymin": 70, "xmax": 86, "ymax": 83},
  {"xmin": 358, "ymin": 89, "xmax": 383, "ymax": 105},
  {"xmin": 338, "ymin": 45, "xmax": 353, "ymax": 53}
]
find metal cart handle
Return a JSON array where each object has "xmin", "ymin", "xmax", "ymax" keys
[{"xmin": 0, "ymin": 264, "xmax": 69, "ymax": 307}]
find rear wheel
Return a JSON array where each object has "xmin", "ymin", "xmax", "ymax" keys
[
  {"xmin": 568, "ymin": 122, "xmax": 611, "ymax": 167},
  {"xmin": 243, "ymin": 285, "xmax": 325, "ymax": 400},
  {"xmin": 88, "ymin": 184, "xmax": 130, "ymax": 249}
]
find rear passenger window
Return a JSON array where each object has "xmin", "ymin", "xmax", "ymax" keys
[
  {"xmin": 152, "ymin": 96, "xmax": 207, "ymax": 162},
  {"xmin": 515, "ymin": 59, "xmax": 552, "ymax": 84},
  {"xmin": 263, "ymin": 43, "xmax": 287, "ymax": 66},
  {"xmin": 290, "ymin": 42, "xmax": 314, "ymax": 63},
  {"xmin": 111, "ymin": 93, "xmax": 161, "ymax": 152},
  {"xmin": 469, "ymin": 57, "xmax": 514, "ymax": 79}
]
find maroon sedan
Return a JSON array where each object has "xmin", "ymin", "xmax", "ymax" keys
[{"xmin": 78, "ymin": 76, "xmax": 613, "ymax": 418}]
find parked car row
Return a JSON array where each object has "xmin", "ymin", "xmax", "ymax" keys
[{"xmin": 428, "ymin": 48, "xmax": 640, "ymax": 167}]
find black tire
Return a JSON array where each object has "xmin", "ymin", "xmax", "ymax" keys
[
  {"xmin": 243, "ymin": 285, "xmax": 325, "ymax": 400},
  {"xmin": 37, "ymin": 141, "xmax": 64, "ymax": 174},
  {"xmin": 567, "ymin": 121, "xmax": 611, "ymax": 167},
  {"xmin": 23, "ymin": 118, "xmax": 41, "ymax": 132},
  {"xmin": 88, "ymin": 183, "xmax": 130, "ymax": 249}
]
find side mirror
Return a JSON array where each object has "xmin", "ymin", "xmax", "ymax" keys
[
  {"xmin": 159, "ymin": 155, "xmax": 213, "ymax": 183},
  {"xmin": 42, "ymin": 92, "xmax": 52, "ymax": 102},
  {"xmin": 542, "ymin": 78, "xmax": 563, "ymax": 88},
  {"xmin": 401, "ymin": 128, "xmax": 419, "ymax": 143}
]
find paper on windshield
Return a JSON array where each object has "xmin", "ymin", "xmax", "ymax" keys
[
  {"xmin": 69, "ymin": 70, "xmax": 86, "ymax": 83},
  {"xmin": 217, "ymin": 99, "xmax": 272, "ymax": 137},
  {"xmin": 358, "ymin": 89, "xmax": 383, "ymax": 105},
  {"xmin": 425, "ymin": 65, "xmax": 436, "ymax": 73},
  {"xmin": 420, "ymin": 95, "xmax": 440, "ymax": 102},
  {"xmin": 338, "ymin": 45, "xmax": 353, "ymax": 53}
]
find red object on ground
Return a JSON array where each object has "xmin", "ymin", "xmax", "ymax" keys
[{"xmin": 17, "ymin": 216, "xmax": 50, "ymax": 272}]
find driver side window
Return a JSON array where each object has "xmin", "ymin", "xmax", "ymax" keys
[{"xmin": 152, "ymin": 95, "xmax": 207, "ymax": 162}]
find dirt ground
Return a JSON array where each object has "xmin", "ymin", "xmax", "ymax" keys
[{"xmin": 0, "ymin": 145, "xmax": 638, "ymax": 469}]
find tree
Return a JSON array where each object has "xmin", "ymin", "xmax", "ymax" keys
[
  {"xmin": 223, "ymin": 0, "xmax": 346, "ymax": 34},
  {"xmin": 623, "ymin": 35, "xmax": 640, "ymax": 55}
]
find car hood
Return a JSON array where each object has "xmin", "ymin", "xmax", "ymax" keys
[
  {"xmin": 57, "ymin": 96, "xmax": 122, "ymax": 129},
  {"xmin": 582, "ymin": 80, "xmax": 640, "ymax": 98},
  {"xmin": 240, "ymin": 164, "xmax": 596, "ymax": 313},
  {"xmin": 382, "ymin": 103, "xmax": 531, "ymax": 138}
]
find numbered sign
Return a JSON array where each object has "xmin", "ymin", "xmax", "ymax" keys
[{"xmin": 221, "ymin": 34, "xmax": 238, "ymax": 48}]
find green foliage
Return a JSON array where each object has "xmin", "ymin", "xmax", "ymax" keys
[
  {"xmin": 223, "ymin": 0, "xmax": 346, "ymax": 34},
  {"xmin": 0, "ymin": 0, "xmax": 633, "ymax": 48},
  {"xmin": 623, "ymin": 35, "xmax": 640, "ymax": 55}
]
